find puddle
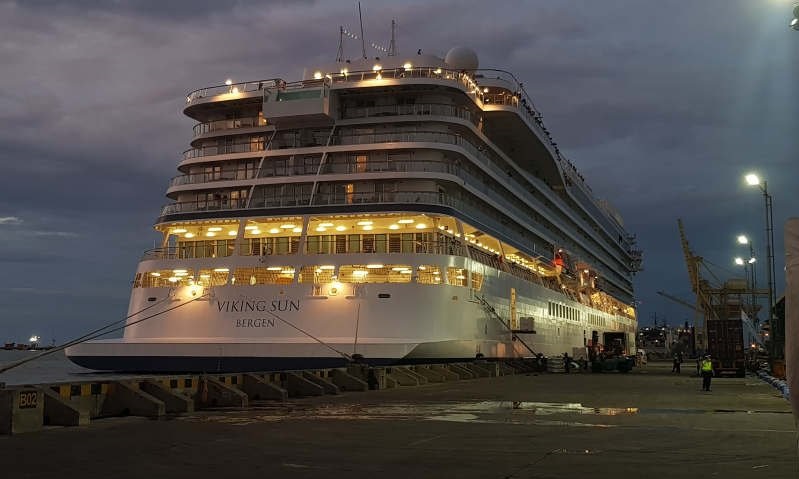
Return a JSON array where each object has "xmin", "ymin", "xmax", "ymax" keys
[{"xmin": 180, "ymin": 399, "xmax": 787, "ymax": 428}]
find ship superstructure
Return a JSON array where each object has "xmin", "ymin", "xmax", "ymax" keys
[{"xmin": 67, "ymin": 46, "xmax": 641, "ymax": 372}]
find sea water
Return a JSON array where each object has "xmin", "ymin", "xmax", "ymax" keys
[{"xmin": 0, "ymin": 350, "xmax": 138, "ymax": 386}]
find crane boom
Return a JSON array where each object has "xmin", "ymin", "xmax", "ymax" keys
[
  {"xmin": 656, "ymin": 290, "xmax": 701, "ymax": 312},
  {"xmin": 677, "ymin": 219, "xmax": 709, "ymax": 351}
]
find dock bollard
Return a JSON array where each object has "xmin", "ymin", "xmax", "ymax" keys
[{"xmin": 0, "ymin": 388, "xmax": 44, "ymax": 434}]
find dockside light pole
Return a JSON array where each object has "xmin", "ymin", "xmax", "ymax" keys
[
  {"xmin": 736, "ymin": 234, "xmax": 758, "ymax": 322},
  {"xmin": 745, "ymin": 173, "xmax": 778, "ymax": 356}
]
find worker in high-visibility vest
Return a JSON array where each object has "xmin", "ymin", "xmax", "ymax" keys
[{"xmin": 700, "ymin": 355, "xmax": 714, "ymax": 392}]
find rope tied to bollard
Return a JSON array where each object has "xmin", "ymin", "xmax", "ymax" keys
[{"xmin": 0, "ymin": 292, "xmax": 210, "ymax": 375}]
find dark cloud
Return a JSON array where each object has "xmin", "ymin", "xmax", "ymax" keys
[{"xmin": 0, "ymin": 0, "xmax": 797, "ymax": 342}]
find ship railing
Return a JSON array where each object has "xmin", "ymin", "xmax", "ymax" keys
[
  {"xmin": 240, "ymin": 236, "xmax": 467, "ymax": 257},
  {"xmin": 192, "ymin": 116, "xmax": 267, "ymax": 137},
  {"xmin": 169, "ymin": 171, "xmax": 252, "ymax": 187},
  {"xmin": 333, "ymin": 130, "xmax": 514, "ymax": 181},
  {"xmin": 160, "ymin": 190, "xmax": 453, "ymax": 217},
  {"xmin": 181, "ymin": 128, "xmax": 501, "ymax": 176},
  {"xmin": 142, "ymin": 244, "xmax": 235, "ymax": 260},
  {"xmin": 341, "ymin": 103, "xmax": 478, "ymax": 126},
  {"xmin": 185, "ymin": 78, "xmax": 283, "ymax": 104},
  {"xmin": 183, "ymin": 140, "xmax": 266, "ymax": 160}
]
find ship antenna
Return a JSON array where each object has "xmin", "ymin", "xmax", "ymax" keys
[
  {"xmin": 358, "ymin": 1, "xmax": 366, "ymax": 59},
  {"xmin": 388, "ymin": 19, "xmax": 397, "ymax": 56},
  {"xmin": 336, "ymin": 25, "xmax": 344, "ymax": 62}
]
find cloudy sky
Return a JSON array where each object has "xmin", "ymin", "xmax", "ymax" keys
[{"xmin": 0, "ymin": 0, "xmax": 797, "ymax": 343}]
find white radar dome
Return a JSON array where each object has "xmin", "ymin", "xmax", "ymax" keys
[{"xmin": 444, "ymin": 47, "xmax": 479, "ymax": 71}]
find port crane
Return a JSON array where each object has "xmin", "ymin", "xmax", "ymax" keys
[{"xmin": 677, "ymin": 218, "xmax": 723, "ymax": 352}]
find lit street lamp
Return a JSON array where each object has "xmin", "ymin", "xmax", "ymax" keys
[
  {"xmin": 733, "ymin": 255, "xmax": 756, "ymax": 321},
  {"xmin": 736, "ymin": 234, "xmax": 758, "ymax": 321},
  {"xmin": 745, "ymin": 173, "xmax": 778, "ymax": 356}
]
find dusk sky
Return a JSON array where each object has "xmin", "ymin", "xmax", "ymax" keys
[{"xmin": 1, "ymin": 0, "xmax": 797, "ymax": 344}]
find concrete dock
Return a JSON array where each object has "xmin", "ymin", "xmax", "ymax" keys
[{"xmin": 0, "ymin": 361, "xmax": 795, "ymax": 478}]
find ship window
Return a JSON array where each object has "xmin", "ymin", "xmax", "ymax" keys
[
  {"xmin": 178, "ymin": 240, "xmax": 234, "ymax": 259},
  {"xmin": 233, "ymin": 267, "xmax": 295, "ymax": 285},
  {"xmin": 339, "ymin": 265, "xmax": 411, "ymax": 283},
  {"xmin": 133, "ymin": 272, "xmax": 142, "ymax": 288},
  {"xmin": 275, "ymin": 237, "xmax": 297, "ymax": 255},
  {"xmin": 140, "ymin": 269, "xmax": 195, "ymax": 288},
  {"xmin": 401, "ymin": 233, "xmax": 415, "ymax": 253},
  {"xmin": 335, "ymin": 235, "xmax": 347, "ymax": 253},
  {"xmin": 470, "ymin": 272, "xmax": 484, "ymax": 291},
  {"xmin": 306, "ymin": 235, "xmax": 333, "ymax": 254},
  {"xmin": 298, "ymin": 266, "xmax": 335, "ymax": 284},
  {"xmin": 355, "ymin": 154, "xmax": 367, "ymax": 173},
  {"xmin": 362, "ymin": 234, "xmax": 374, "ymax": 253},
  {"xmin": 417, "ymin": 265, "xmax": 442, "ymax": 285},
  {"xmin": 388, "ymin": 233, "xmax": 401, "ymax": 253},
  {"xmin": 374, "ymin": 234, "xmax": 387, "ymax": 253},
  {"xmin": 348, "ymin": 234, "xmax": 361, "ymax": 253},
  {"xmin": 447, "ymin": 267, "xmax": 468, "ymax": 287},
  {"xmin": 197, "ymin": 269, "xmax": 229, "ymax": 287}
]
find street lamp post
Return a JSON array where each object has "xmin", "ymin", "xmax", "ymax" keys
[
  {"xmin": 736, "ymin": 235, "xmax": 757, "ymax": 321},
  {"xmin": 745, "ymin": 173, "xmax": 778, "ymax": 356}
]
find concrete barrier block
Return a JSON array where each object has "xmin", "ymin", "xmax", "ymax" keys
[
  {"xmin": 384, "ymin": 375, "xmax": 399, "ymax": 389},
  {"xmin": 330, "ymin": 370, "xmax": 368, "ymax": 392},
  {"xmin": 285, "ymin": 372, "xmax": 324, "ymax": 397},
  {"xmin": 399, "ymin": 367, "xmax": 429, "ymax": 384},
  {"xmin": 348, "ymin": 366, "xmax": 384, "ymax": 390},
  {"xmin": 412, "ymin": 366, "xmax": 447, "ymax": 383},
  {"xmin": 0, "ymin": 388, "xmax": 43, "ymax": 434},
  {"xmin": 472, "ymin": 362, "xmax": 498, "ymax": 377},
  {"xmin": 447, "ymin": 363, "xmax": 475, "ymax": 379},
  {"xmin": 464, "ymin": 363, "xmax": 491, "ymax": 378},
  {"xmin": 140, "ymin": 381, "xmax": 194, "ymax": 414},
  {"xmin": 40, "ymin": 387, "xmax": 89, "ymax": 426},
  {"xmin": 242, "ymin": 374, "xmax": 287, "ymax": 401},
  {"xmin": 102, "ymin": 382, "xmax": 165, "ymax": 418},
  {"xmin": 497, "ymin": 362, "xmax": 516, "ymax": 376},
  {"xmin": 196, "ymin": 377, "xmax": 248, "ymax": 408},
  {"xmin": 302, "ymin": 372, "xmax": 341, "ymax": 395},
  {"xmin": 430, "ymin": 365, "xmax": 461, "ymax": 381},
  {"xmin": 386, "ymin": 369, "xmax": 419, "ymax": 386}
]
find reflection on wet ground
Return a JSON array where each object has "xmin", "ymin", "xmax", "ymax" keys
[
  {"xmin": 177, "ymin": 400, "xmax": 640, "ymax": 428},
  {"xmin": 177, "ymin": 399, "xmax": 793, "ymax": 428}
]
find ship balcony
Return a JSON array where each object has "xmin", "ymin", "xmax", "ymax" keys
[
  {"xmin": 341, "ymin": 102, "xmax": 479, "ymax": 127},
  {"xmin": 160, "ymin": 190, "xmax": 454, "ymax": 217},
  {"xmin": 183, "ymin": 79, "xmax": 281, "ymax": 119},
  {"xmin": 192, "ymin": 116, "xmax": 269, "ymax": 138},
  {"xmin": 168, "ymin": 156, "xmax": 460, "ymax": 188},
  {"xmin": 140, "ymin": 234, "xmax": 466, "ymax": 261},
  {"xmin": 182, "ymin": 140, "xmax": 266, "ymax": 161}
]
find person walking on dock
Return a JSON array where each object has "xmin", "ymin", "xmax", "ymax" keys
[
  {"xmin": 700, "ymin": 355, "xmax": 713, "ymax": 391},
  {"xmin": 672, "ymin": 352, "xmax": 682, "ymax": 374}
]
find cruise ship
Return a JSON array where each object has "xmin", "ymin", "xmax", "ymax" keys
[{"xmin": 66, "ymin": 45, "xmax": 642, "ymax": 372}]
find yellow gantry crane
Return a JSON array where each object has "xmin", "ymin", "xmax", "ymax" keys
[{"xmin": 677, "ymin": 219, "xmax": 722, "ymax": 352}]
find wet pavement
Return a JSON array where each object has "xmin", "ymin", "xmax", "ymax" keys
[{"xmin": 1, "ymin": 361, "xmax": 796, "ymax": 478}]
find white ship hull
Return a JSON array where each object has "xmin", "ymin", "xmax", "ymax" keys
[{"xmin": 67, "ymin": 254, "xmax": 633, "ymax": 372}]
